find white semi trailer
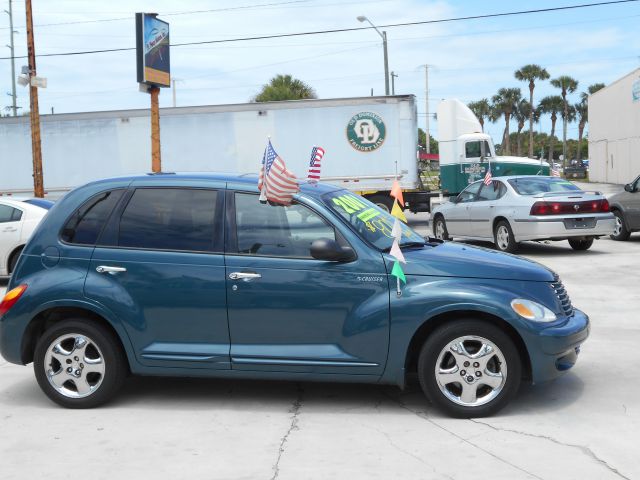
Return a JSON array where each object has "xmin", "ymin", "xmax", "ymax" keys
[{"xmin": 0, "ymin": 95, "xmax": 432, "ymax": 212}]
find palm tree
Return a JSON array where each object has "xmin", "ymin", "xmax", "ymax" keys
[
  {"xmin": 514, "ymin": 64, "xmax": 550, "ymax": 158},
  {"xmin": 467, "ymin": 99, "xmax": 491, "ymax": 132},
  {"xmin": 550, "ymin": 75, "xmax": 579, "ymax": 166},
  {"xmin": 253, "ymin": 74, "xmax": 317, "ymax": 102},
  {"xmin": 561, "ymin": 104, "xmax": 577, "ymax": 161},
  {"xmin": 491, "ymin": 88, "xmax": 522, "ymax": 155},
  {"xmin": 580, "ymin": 82, "xmax": 606, "ymax": 103},
  {"xmin": 576, "ymin": 83, "xmax": 605, "ymax": 161},
  {"xmin": 513, "ymin": 99, "xmax": 533, "ymax": 157},
  {"xmin": 537, "ymin": 95, "xmax": 564, "ymax": 162}
]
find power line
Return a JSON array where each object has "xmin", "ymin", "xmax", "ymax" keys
[{"xmin": 1, "ymin": 0, "xmax": 638, "ymax": 60}]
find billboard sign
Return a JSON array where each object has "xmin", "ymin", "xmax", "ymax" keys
[{"xmin": 136, "ymin": 13, "xmax": 170, "ymax": 87}]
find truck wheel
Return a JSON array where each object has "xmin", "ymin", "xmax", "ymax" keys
[
  {"xmin": 33, "ymin": 319, "xmax": 127, "ymax": 408},
  {"xmin": 568, "ymin": 238, "xmax": 594, "ymax": 251},
  {"xmin": 368, "ymin": 195, "xmax": 394, "ymax": 213},
  {"xmin": 493, "ymin": 220, "xmax": 518, "ymax": 253},
  {"xmin": 610, "ymin": 210, "xmax": 630, "ymax": 241},
  {"xmin": 417, "ymin": 320, "xmax": 521, "ymax": 418},
  {"xmin": 433, "ymin": 215, "xmax": 449, "ymax": 240}
]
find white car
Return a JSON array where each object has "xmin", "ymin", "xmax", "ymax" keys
[
  {"xmin": 0, "ymin": 198, "xmax": 53, "ymax": 276},
  {"xmin": 431, "ymin": 176, "xmax": 616, "ymax": 252}
]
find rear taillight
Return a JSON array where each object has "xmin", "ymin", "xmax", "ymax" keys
[
  {"xmin": 0, "ymin": 284, "xmax": 27, "ymax": 317},
  {"xmin": 530, "ymin": 199, "xmax": 610, "ymax": 215}
]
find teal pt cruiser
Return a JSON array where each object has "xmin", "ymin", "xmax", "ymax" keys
[{"xmin": 0, "ymin": 174, "xmax": 589, "ymax": 417}]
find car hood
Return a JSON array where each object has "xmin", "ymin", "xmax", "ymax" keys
[{"xmin": 390, "ymin": 241, "xmax": 555, "ymax": 282}]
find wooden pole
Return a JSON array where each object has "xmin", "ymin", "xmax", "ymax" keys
[
  {"xmin": 25, "ymin": 0, "xmax": 44, "ymax": 197},
  {"xmin": 150, "ymin": 86, "xmax": 161, "ymax": 173}
]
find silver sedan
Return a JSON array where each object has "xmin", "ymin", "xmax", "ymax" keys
[{"xmin": 431, "ymin": 176, "xmax": 616, "ymax": 252}]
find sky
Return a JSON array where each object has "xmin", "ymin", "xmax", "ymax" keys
[{"xmin": 1, "ymin": 0, "xmax": 639, "ymax": 143}]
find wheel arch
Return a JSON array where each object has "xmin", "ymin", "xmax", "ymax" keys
[
  {"xmin": 492, "ymin": 215, "xmax": 511, "ymax": 233},
  {"xmin": 403, "ymin": 310, "xmax": 532, "ymax": 383},
  {"xmin": 21, "ymin": 305, "xmax": 132, "ymax": 370},
  {"xmin": 7, "ymin": 244, "xmax": 25, "ymax": 274},
  {"xmin": 609, "ymin": 204, "xmax": 631, "ymax": 230}
]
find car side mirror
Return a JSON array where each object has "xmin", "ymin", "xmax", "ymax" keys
[
  {"xmin": 624, "ymin": 183, "xmax": 633, "ymax": 192},
  {"xmin": 450, "ymin": 195, "xmax": 460, "ymax": 204},
  {"xmin": 310, "ymin": 238, "xmax": 356, "ymax": 262}
]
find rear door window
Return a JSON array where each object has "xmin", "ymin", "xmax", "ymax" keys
[
  {"xmin": 118, "ymin": 188, "xmax": 220, "ymax": 252},
  {"xmin": 478, "ymin": 181, "xmax": 506, "ymax": 201},
  {"xmin": 61, "ymin": 190, "xmax": 124, "ymax": 245},
  {"xmin": 0, "ymin": 205, "xmax": 21, "ymax": 223}
]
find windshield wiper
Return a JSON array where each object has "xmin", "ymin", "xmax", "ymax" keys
[{"xmin": 382, "ymin": 241, "xmax": 425, "ymax": 252}]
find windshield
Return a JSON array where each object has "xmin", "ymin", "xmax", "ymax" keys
[
  {"xmin": 323, "ymin": 190, "xmax": 425, "ymax": 251},
  {"xmin": 508, "ymin": 177, "xmax": 582, "ymax": 196}
]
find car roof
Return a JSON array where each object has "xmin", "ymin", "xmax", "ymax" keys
[{"xmin": 84, "ymin": 172, "xmax": 343, "ymax": 195}]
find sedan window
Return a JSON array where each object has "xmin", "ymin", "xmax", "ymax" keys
[
  {"xmin": 234, "ymin": 193, "xmax": 336, "ymax": 258},
  {"xmin": 0, "ymin": 205, "xmax": 21, "ymax": 223},
  {"xmin": 458, "ymin": 182, "xmax": 482, "ymax": 203},
  {"xmin": 508, "ymin": 178, "xmax": 581, "ymax": 195},
  {"xmin": 477, "ymin": 181, "xmax": 506, "ymax": 201}
]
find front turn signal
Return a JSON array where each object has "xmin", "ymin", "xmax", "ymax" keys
[{"xmin": 0, "ymin": 284, "xmax": 28, "ymax": 318}]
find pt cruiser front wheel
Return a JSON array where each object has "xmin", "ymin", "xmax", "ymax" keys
[
  {"xmin": 418, "ymin": 320, "xmax": 521, "ymax": 418},
  {"xmin": 34, "ymin": 319, "xmax": 127, "ymax": 408}
]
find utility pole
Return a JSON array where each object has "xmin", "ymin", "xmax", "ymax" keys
[
  {"xmin": 424, "ymin": 64, "xmax": 431, "ymax": 154},
  {"xmin": 25, "ymin": 0, "xmax": 44, "ymax": 197},
  {"xmin": 150, "ymin": 86, "xmax": 161, "ymax": 173},
  {"xmin": 5, "ymin": 0, "xmax": 17, "ymax": 116},
  {"xmin": 171, "ymin": 78, "xmax": 177, "ymax": 107},
  {"xmin": 391, "ymin": 71, "xmax": 398, "ymax": 95},
  {"xmin": 382, "ymin": 31, "xmax": 389, "ymax": 95}
]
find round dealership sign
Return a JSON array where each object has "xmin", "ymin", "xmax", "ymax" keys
[{"xmin": 346, "ymin": 112, "xmax": 386, "ymax": 152}]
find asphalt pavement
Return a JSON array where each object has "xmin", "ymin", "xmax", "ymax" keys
[{"xmin": 1, "ymin": 185, "xmax": 638, "ymax": 479}]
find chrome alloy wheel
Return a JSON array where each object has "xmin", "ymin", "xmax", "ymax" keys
[
  {"xmin": 496, "ymin": 225, "xmax": 510, "ymax": 251},
  {"xmin": 614, "ymin": 216, "xmax": 622, "ymax": 237},
  {"xmin": 435, "ymin": 220, "xmax": 446, "ymax": 240},
  {"xmin": 434, "ymin": 335, "xmax": 507, "ymax": 407},
  {"xmin": 44, "ymin": 334, "xmax": 106, "ymax": 398}
]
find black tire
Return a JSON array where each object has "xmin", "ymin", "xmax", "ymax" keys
[
  {"xmin": 568, "ymin": 238, "xmax": 594, "ymax": 251},
  {"xmin": 433, "ymin": 215, "xmax": 450, "ymax": 240},
  {"xmin": 418, "ymin": 319, "xmax": 521, "ymax": 418},
  {"xmin": 493, "ymin": 220, "xmax": 518, "ymax": 253},
  {"xmin": 368, "ymin": 194, "xmax": 395, "ymax": 213},
  {"xmin": 33, "ymin": 319, "xmax": 127, "ymax": 408},
  {"xmin": 610, "ymin": 210, "xmax": 631, "ymax": 241},
  {"xmin": 8, "ymin": 246, "xmax": 23, "ymax": 274}
]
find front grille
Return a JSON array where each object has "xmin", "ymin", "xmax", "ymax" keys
[{"xmin": 551, "ymin": 276, "xmax": 574, "ymax": 316}]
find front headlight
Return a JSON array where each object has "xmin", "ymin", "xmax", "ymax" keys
[{"xmin": 510, "ymin": 298, "xmax": 557, "ymax": 323}]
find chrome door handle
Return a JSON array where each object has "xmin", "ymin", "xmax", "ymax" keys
[
  {"xmin": 229, "ymin": 272, "xmax": 261, "ymax": 281},
  {"xmin": 96, "ymin": 265, "xmax": 127, "ymax": 275}
]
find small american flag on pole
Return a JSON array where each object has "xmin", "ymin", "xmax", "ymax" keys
[
  {"xmin": 307, "ymin": 146, "xmax": 325, "ymax": 183},
  {"xmin": 258, "ymin": 140, "xmax": 299, "ymax": 205},
  {"xmin": 483, "ymin": 164, "xmax": 493, "ymax": 186},
  {"xmin": 551, "ymin": 166, "xmax": 561, "ymax": 177}
]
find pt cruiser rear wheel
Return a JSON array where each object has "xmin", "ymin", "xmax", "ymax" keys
[
  {"xmin": 34, "ymin": 319, "xmax": 127, "ymax": 408},
  {"xmin": 418, "ymin": 320, "xmax": 521, "ymax": 418}
]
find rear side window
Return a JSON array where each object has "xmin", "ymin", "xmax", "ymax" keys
[
  {"xmin": 0, "ymin": 205, "xmax": 22, "ymax": 223},
  {"xmin": 118, "ymin": 188, "xmax": 219, "ymax": 252},
  {"xmin": 61, "ymin": 190, "xmax": 124, "ymax": 245},
  {"xmin": 477, "ymin": 181, "xmax": 506, "ymax": 201}
]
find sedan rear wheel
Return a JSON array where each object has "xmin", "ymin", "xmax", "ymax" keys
[
  {"xmin": 418, "ymin": 320, "xmax": 521, "ymax": 417},
  {"xmin": 610, "ymin": 210, "xmax": 630, "ymax": 241},
  {"xmin": 493, "ymin": 220, "xmax": 517, "ymax": 253}
]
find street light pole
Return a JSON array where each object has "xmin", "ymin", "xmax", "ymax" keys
[
  {"xmin": 391, "ymin": 71, "xmax": 398, "ymax": 95},
  {"xmin": 357, "ymin": 16, "xmax": 390, "ymax": 95}
]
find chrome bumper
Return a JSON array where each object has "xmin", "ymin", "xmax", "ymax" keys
[{"xmin": 512, "ymin": 214, "xmax": 616, "ymax": 241}]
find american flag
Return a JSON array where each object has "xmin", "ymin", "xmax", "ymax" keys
[
  {"xmin": 483, "ymin": 165, "xmax": 493, "ymax": 186},
  {"xmin": 258, "ymin": 140, "xmax": 299, "ymax": 205},
  {"xmin": 551, "ymin": 167, "xmax": 561, "ymax": 177},
  {"xmin": 307, "ymin": 146, "xmax": 325, "ymax": 183}
]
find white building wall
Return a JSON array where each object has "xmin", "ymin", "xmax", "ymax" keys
[{"xmin": 588, "ymin": 68, "xmax": 640, "ymax": 184}]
